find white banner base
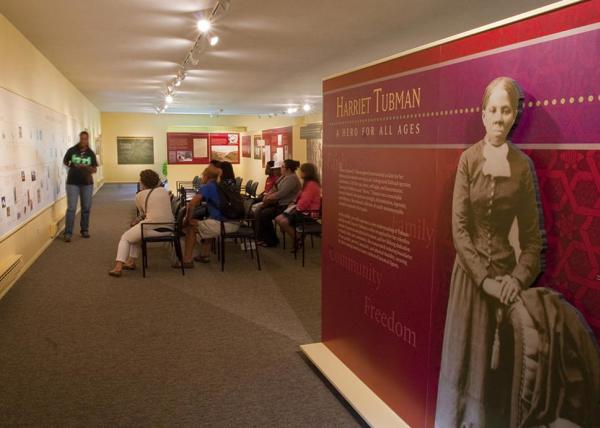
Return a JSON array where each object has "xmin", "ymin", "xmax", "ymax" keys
[{"xmin": 300, "ymin": 342, "xmax": 409, "ymax": 428}]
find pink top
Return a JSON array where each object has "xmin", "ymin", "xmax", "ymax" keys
[{"xmin": 295, "ymin": 180, "xmax": 321, "ymax": 214}]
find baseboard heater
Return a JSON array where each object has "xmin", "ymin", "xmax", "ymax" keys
[{"xmin": 0, "ymin": 255, "xmax": 23, "ymax": 298}]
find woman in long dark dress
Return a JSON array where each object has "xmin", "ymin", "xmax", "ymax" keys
[{"xmin": 435, "ymin": 77, "xmax": 543, "ymax": 427}]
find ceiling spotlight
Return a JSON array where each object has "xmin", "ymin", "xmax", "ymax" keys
[
  {"xmin": 303, "ymin": 103, "xmax": 311, "ymax": 112},
  {"xmin": 287, "ymin": 107, "xmax": 299, "ymax": 114},
  {"xmin": 197, "ymin": 19, "xmax": 211, "ymax": 33},
  {"xmin": 165, "ymin": 95, "xmax": 174, "ymax": 104},
  {"xmin": 210, "ymin": 36, "xmax": 219, "ymax": 46}
]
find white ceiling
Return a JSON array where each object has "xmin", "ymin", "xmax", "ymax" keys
[{"xmin": 1, "ymin": 0, "xmax": 558, "ymax": 115}]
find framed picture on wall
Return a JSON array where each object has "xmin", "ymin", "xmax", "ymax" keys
[
  {"xmin": 209, "ymin": 133, "xmax": 240, "ymax": 164},
  {"xmin": 253, "ymin": 135, "xmax": 263, "ymax": 160},
  {"xmin": 117, "ymin": 136, "xmax": 154, "ymax": 165},
  {"xmin": 241, "ymin": 135, "xmax": 251, "ymax": 158}
]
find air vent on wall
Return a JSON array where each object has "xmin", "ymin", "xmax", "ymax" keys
[{"xmin": 0, "ymin": 254, "xmax": 23, "ymax": 299}]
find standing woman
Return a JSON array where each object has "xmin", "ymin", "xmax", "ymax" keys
[
  {"xmin": 62, "ymin": 131, "xmax": 98, "ymax": 242},
  {"xmin": 435, "ymin": 77, "xmax": 543, "ymax": 426}
]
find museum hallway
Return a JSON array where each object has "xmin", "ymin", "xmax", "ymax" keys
[{"xmin": 0, "ymin": 184, "xmax": 362, "ymax": 427}]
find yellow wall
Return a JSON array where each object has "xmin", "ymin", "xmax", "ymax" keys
[
  {"xmin": 0, "ymin": 15, "xmax": 101, "ymax": 293},
  {"xmin": 100, "ymin": 112, "xmax": 320, "ymax": 191}
]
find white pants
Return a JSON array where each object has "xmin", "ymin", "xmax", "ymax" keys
[{"xmin": 116, "ymin": 223, "xmax": 170, "ymax": 262}]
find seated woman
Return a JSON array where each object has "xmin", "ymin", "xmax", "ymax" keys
[
  {"xmin": 263, "ymin": 160, "xmax": 280, "ymax": 194},
  {"xmin": 255, "ymin": 159, "xmax": 302, "ymax": 247},
  {"xmin": 109, "ymin": 169, "xmax": 173, "ymax": 277},
  {"xmin": 275, "ymin": 163, "xmax": 321, "ymax": 248},
  {"xmin": 219, "ymin": 161, "xmax": 237, "ymax": 188},
  {"xmin": 177, "ymin": 165, "xmax": 239, "ymax": 267}
]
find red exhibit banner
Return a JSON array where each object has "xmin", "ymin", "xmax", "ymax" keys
[
  {"xmin": 210, "ymin": 132, "xmax": 240, "ymax": 164},
  {"xmin": 167, "ymin": 132, "xmax": 209, "ymax": 164},
  {"xmin": 262, "ymin": 126, "xmax": 293, "ymax": 163},
  {"xmin": 321, "ymin": 2, "xmax": 600, "ymax": 427},
  {"xmin": 241, "ymin": 135, "xmax": 251, "ymax": 158}
]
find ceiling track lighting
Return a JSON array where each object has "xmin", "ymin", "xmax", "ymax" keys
[{"xmin": 154, "ymin": 0, "xmax": 230, "ymax": 113}]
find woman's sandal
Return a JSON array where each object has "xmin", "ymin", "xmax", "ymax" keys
[
  {"xmin": 193, "ymin": 255, "xmax": 210, "ymax": 263},
  {"xmin": 171, "ymin": 260, "xmax": 195, "ymax": 269},
  {"xmin": 108, "ymin": 270, "xmax": 122, "ymax": 277},
  {"xmin": 122, "ymin": 264, "xmax": 136, "ymax": 271}
]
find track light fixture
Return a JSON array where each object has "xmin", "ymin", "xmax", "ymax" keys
[
  {"xmin": 303, "ymin": 103, "xmax": 311, "ymax": 112},
  {"xmin": 154, "ymin": 0, "xmax": 231, "ymax": 113},
  {"xmin": 197, "ymin": 19, "xmax": 211, "ymax": 33}
]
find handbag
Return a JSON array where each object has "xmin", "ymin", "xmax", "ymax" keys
[{"xmin": 131, "ymin": 187, "xmax": 156, "ymax": 226}]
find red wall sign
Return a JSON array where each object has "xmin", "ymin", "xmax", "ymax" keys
[
  {"xmin": 167, "ymin": 132, "xmax": 209, "ymax": 164},
  {"xmin": 322, "ymin": 2, "xmax": 600, "ymax": 427},
  {"xmin": 167, "ymin": 132, "xmax": 241, "ymax": 165},
  {"xmin": 262, "ymin": 126, "xmax": 293, "ymax": 163},
  {"xmin": 241, "ymin": 135, "xmax": 251, "ymax": 158},
  {"xmin": 209, "ymin": 132, "xmax": 240, "ymax": 164}
]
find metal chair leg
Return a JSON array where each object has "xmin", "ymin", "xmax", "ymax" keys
[
  {"xmin": 254, "ymin": 238, "xmax": 262, "ymax": 271},
  {"xmin": 174, "ymin": 237, "xmax": 184, "ymax": 276},
  {"xmin": 220, "ymin": 235, "xmax": 225, "ymax": 272},
  {"xmin": 281, "ymin": 224, "xmax": 286, "ymax": 250},
  {"xmin": 302, "ymin": 232, "xmax": 306, "ymax": 267},
  {"xmin": 293, "ymin": 228, "xmax": 298, "ymax": 260},
  {"xmin": 142, "ymin": 240, "xmax": 147, "ymax": 277}
]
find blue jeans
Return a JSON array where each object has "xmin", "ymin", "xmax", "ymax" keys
[{"xmin": 65, "ymin": 184, "xmax": 93, "ymax": 236}]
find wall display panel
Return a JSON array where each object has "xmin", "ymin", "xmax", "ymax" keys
[
  {"xmin": 209, "ymin": 132, "xmax": 240, "ymax": 164},
  {"xmin": 116, "ymin": 136, "xmax": 154, "ymax": 165},
  {"xmin": 241, "ymin": 134, "xmax": 251, "ymax": 158},
  {"xmin": 0, "ymin": 88, "xmax": 96, "ymax": 240},
  {"xmin": 167, "ymin": 132, "xmax": 209, "ymax": 164},
  {"xmin": 262, "ymin": 126, "xmax": 293, "ymax": 163},
  {"xmin": 253, "ymin": 135, "xmax": 264, "ymax": 160},
  {"xmin": 301, "ymin": 122, "xmax": 323, "ymax": 179},
  {"xmin": 320, "ymin": 2, "xmax": 600, "ymax": 427}
]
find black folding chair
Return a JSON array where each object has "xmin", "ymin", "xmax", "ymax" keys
[
  {"xmin": 235, "ymin": 177, "xmax": 243, "ymax": 193},
  {"xmin": 217, "ymin": 200, "xmax": 261, "ymax": 272},
  {"xmin": 250, "ymin": 181, "xmax": 259, "ymax": 198},
  {"xmin": 243, "ymin": 179, "xmax": 254, "ymax": 197},
  {"xmin": 140, "ymin": 222, "xmax": 185, "ymax": 277},
  {"xmin": 293, "ymin": 203, "xmax": 322, "ymax": 267}
]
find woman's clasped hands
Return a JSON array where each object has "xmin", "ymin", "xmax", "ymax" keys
[{"xmin": 482, "ymin": 275, "xmax": 521, "ymax": 305}]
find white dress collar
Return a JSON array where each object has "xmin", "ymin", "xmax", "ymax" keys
[{"xmin": 482, "ymin": 141, "xmax": 511, "ymax": 178}]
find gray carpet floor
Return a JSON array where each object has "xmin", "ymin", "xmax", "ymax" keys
[{"xmin": 0, "ymin": 184, "xmax": 364, "ymax": 427}]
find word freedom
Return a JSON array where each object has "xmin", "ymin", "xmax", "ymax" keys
[{"xmin": 336, "ymin": 87, "xmax": 422, "ymax": 118}]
